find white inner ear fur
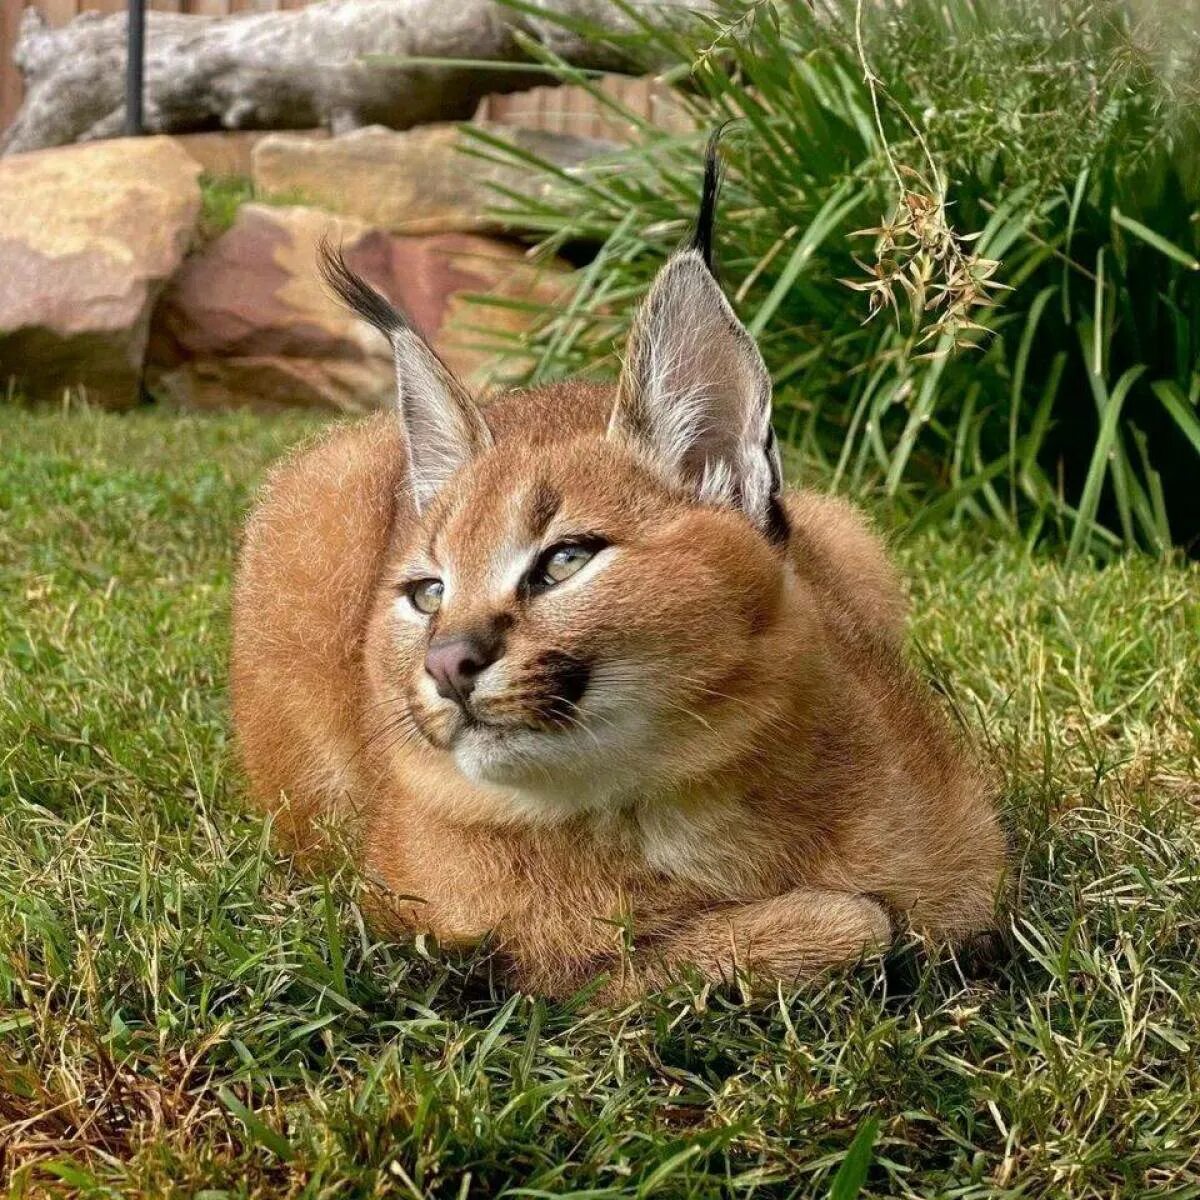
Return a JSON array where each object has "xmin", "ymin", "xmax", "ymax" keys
[
  {"xmin": 609, "ymin": 250, "xmax": 778, "ymax": 529},
  {"xmin": 393, "ymin": 328, "xmax": 491, "ymax": 513}
]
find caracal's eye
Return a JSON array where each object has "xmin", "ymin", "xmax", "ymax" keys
[
  {"xmin": 407, "ymin": 578, "xmax": 444, "ymax": 615},
  {"xmin": 538, "ymin": 542, "xmax": 597, "ymax": 588}
]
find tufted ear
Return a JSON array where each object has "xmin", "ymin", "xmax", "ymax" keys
[
  {"xmin": 319, "ymin": 242, "xmax": 491, "ymax": 512},
  {"xmin": 609, "ymin": 134, "xmax": 781, "ymax": 532},
  {"xmin": 609, "ymin": 242, "xmax": 781, "ymax": 534}
]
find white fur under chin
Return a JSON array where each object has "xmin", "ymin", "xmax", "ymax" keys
[
  {"xmin": 450, "ymin": 714, "xmax": 658, "ymax": 822},
  {"xmin": 449, "ymin": 725, "xmax": 743, "ymax": 888}
]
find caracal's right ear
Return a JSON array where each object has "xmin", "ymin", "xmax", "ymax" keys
[
  {"xmin": 319, "ymin": 242, "xmax": 492, "ymax": 513},
  {"xmin": 608, "ymin": 135, "xmax": 783, "ymax": 536}
]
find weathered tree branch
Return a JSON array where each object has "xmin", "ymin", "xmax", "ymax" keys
[{"xmin": 2, "ymin": 0, "xmax": 711, "ymax": 157}]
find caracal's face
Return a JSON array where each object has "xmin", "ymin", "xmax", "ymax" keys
[
  {"xmin": 322, "ymin": 223, "xmax": 788, "ymax": 813},
  {"xmin": 381, "ymin": 437, "xmax": 786, "ymax": 808}
]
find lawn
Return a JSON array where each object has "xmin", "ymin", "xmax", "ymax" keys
[{"xmin": 1, "ymin": 405, "xmax": 1198, "ymax": 1198}]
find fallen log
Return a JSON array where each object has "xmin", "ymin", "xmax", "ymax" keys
[{"xmin": 2, "ymin": 0, "xmax": 709, "ymax": 157}]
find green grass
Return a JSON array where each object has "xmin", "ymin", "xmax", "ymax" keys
[
  {"xmin": 199, "ymin": 174, "xmax": 256, "ymax": 240},
  {"xmin": 1, "ymin": 406, "xmax": 1198, "ymax": 1197},
  {"xmin": 198, "ymin": 174, "xmax": 317, "ymax": 241}
]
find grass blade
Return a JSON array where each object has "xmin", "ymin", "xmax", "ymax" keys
[
  {"xmin": 1152, "ymin": 380, "xmax": 1200, "ymax": 459},
  {"xmin": 218, "ymin": 1087, "xmax": 296, "ymax": 1162},
  {"xmin": 1067, "ymin": 364, "xmax": 1146, "ymax": 563},
  {"xmin": 828, "ymin": 1116, "xmax": 879, "ymax": 1200},
  {"xmin": 747, "ymin": 180, "xmax": 865, "ymax": 337},
  {"xmin": 1112, "ymin": 207, "xmax": 1200, "ymax": 271}
]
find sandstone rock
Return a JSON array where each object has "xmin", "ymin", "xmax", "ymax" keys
[
  {"xmin": 0, "ymin": 138, "xmax": 201, "ymax": 408},
  {"xmin": 251, "ymin": 122, "xmax": 614, "ymax": 236},
  {"xmin": 146, "ymin": 204, "xmax": 568, "ymax": 412},
  {"xmin": 172, "ymin": 130, "xmax": 328, "ymax": 179}
]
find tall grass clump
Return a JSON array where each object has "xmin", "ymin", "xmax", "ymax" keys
[{"xmin": 467, "ymin": 0, "xmax": 1200, "ymax": 558}]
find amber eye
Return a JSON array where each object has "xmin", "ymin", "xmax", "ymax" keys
[
  {"xmin": 535, "ymin": 542, "xmax": 601, "ymax": 590},
  {"xmin": 407, "ymin": 578, "xmax": 444, "ymax": 615}
]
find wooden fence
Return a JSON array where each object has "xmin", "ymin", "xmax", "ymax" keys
[{"xmin": 1, "ymin": 0, "xmax": 682, "ymax": 140}]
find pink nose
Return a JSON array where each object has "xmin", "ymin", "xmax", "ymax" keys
[{"xmin": 425, "ymin": 636, "xmax": 501, "ymax": 703}]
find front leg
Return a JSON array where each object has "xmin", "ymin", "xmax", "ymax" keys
[{"xmin": 609, "ymin": 889, "xmax": 894, "ymax": 1000}]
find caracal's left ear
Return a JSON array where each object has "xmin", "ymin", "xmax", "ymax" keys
[{"xmin": 609, "ymin": 141, "xmax": 782, "ymax": 534}]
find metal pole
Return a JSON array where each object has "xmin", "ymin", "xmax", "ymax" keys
[{"xmin": 125, "ymin": 0, "xmax": 145, "ymax": 136}]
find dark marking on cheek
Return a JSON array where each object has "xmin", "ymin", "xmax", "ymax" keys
[{"xmin": 534, "ymin": 651, "xmax": 593, "ymax": 723}]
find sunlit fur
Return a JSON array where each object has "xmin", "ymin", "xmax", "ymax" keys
[{"xmin": 233, "ymin": 255, "xmax": 1006, "ymax": 1001}]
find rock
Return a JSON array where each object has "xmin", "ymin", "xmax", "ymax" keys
[
  {"xmin": 172, "ymin": 130, "xmax": 328, "ymax": 179},
  {"xmin": 146, "ymin": 204, "xmax": 568, "ymax": 412},
  {"xmin": 251, "ymin": 122, "xmax": 614, "ymax": 236},
  {"xmin": 0, "ymin": 137, "xmax": 201, "ymax": 408},
  {"xmin": 146, "ymin": 205, "xmax": 392, "ymax": 413}
]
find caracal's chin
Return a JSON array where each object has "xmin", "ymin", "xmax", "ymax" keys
[{"xmin": 447, "ymin": 708, "xmax": 666, "ymax": 816}]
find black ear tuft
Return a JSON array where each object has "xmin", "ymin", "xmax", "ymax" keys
[
  {"xmin": 317, "ymin": 237, "xmax": 408, "ymax": 341},
  {"xmin": 689, "ymin": 128, "xmax": 726, "ymax": 274}
]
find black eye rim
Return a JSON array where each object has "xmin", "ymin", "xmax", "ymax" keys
[
  {"xmin": 526, "ymin": 536, "xmax": 610, "ymax": 596},
  {"xmin": 403, "ymin": 576, "xmax": 444, "ymax": 613}
]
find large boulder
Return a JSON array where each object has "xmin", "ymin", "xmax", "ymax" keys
[
  {"xmin": 251, "ymin": 122, "xmax": 614, "ymax": 236},
  {"xmin": 0, "ymin": 138, "xmax": 201, "ymax": 408},
  {"xmin": 146, "ymin": 204, "xmax": 568, "ymax": 412}
]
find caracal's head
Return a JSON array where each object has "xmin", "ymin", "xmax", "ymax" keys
[{"xmin": 322, "ymin": 149, "xmax": 799, "ymax": 816}]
